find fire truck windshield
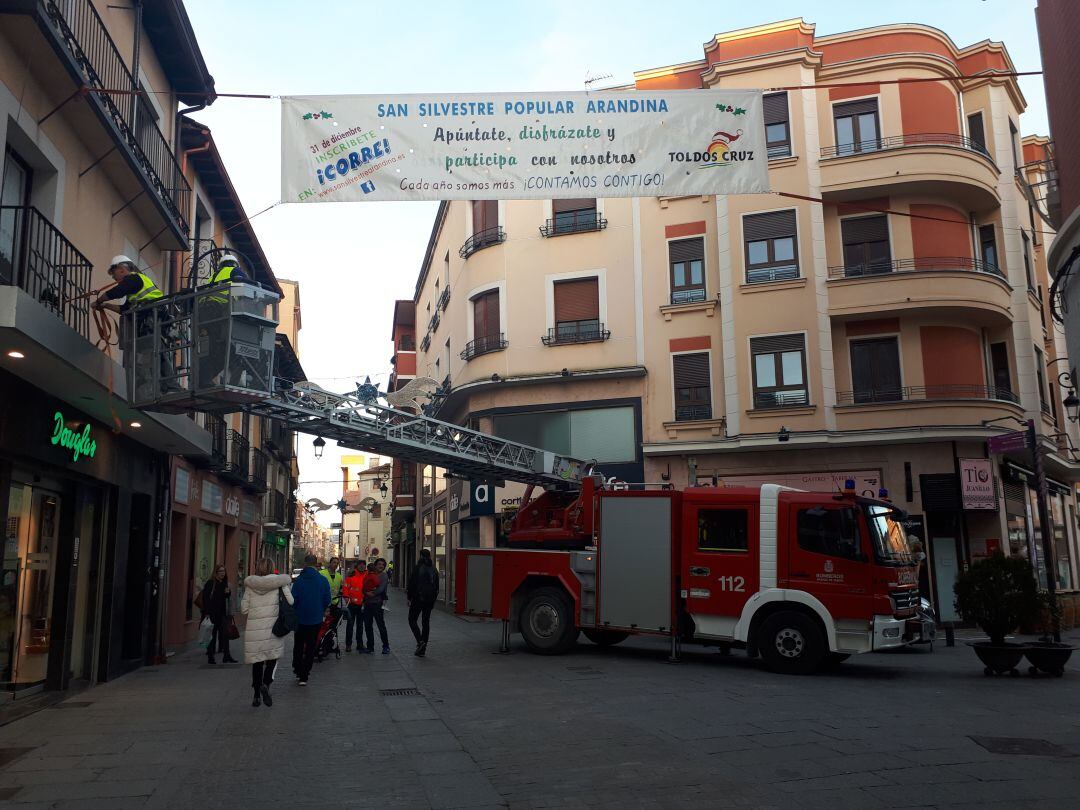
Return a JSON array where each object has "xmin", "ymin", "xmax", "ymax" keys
[{"xmin": 863, "ymin": 504, "xmax": 913, "ymax": 566}]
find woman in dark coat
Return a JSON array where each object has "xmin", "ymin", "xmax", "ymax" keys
[{"xmin": 202, "ymin": 564, "xmax": 237, "ymax": 664}]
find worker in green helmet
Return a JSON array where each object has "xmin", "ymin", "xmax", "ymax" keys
[{"xmin": 198, "ymin": 252, "xmax": 249, "ymax": 387}]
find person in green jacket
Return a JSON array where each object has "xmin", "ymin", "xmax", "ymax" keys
[{"xmin": 320, "ymin": 557, "xmax": 343, "ymax": 606}]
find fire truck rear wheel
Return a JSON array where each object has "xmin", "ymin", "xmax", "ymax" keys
[
  {"xmin": 582, "ymin": 629, "xmax": 629, "ymax": 647},
  {"xmin": 520, "ymin": 587, "xmax": 579, "ymax": 655},
  {"xmin": 758, "ymin": 611, "xmax": 826, "ymax": 675}
]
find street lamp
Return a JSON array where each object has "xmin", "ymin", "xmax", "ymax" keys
[
  {"xmin": 380, "ymin": 481, "xmax": 389, "ymax": 499},
  {"xmin": 313, "ymin": 436, "xmax": 326, "ymax": 459}
]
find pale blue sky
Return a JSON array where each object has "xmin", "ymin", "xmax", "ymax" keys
[{"xmin": 182, "ymin": 0, "xmax": 1046, "ymax": 515}]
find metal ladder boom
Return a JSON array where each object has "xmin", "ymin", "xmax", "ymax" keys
[{"xmin": 246, "ymin": 380, "xmax": 587, "ymax": 488}]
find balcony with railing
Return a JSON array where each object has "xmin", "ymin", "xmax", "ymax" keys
[
  {"xmin": 419, "ymin": 333, "xmax": 431, "ymax": 352},
  {"xmin": 204, "ymin": 413, "xmax": 227, "ymax": 469},
  {"xmin": 264, "ymin": 490, "xmax": 289, "ymax": 527},
  {"xmin": 459, "ymin": 226, "xmax": 505, "ymax": 259},
  {"xmin": 670, "ymin": 287, "xmax": 707, "ymax": 306},
  {"xmin": 8, "ymin": 0, "xmax": 193, "ymax": 243},
  {"xmin": 247, "ymin": 447, "xmax": 269, "ymax": 493},
  {"xmin": 675, "ymin": 404, "xmax": 713, "ymax": 422},
  {"xmin": 753, "ymin": 390, "xmax": 810, "ymax": 410},
  {"xmin": 185, "ymin": 238, "xmax": 220, "ymax": 287},
  {"xmin": 836, "ymin": 385, "xmax": 1020, "ymax": 406},
  {"xmin": 460, "ymin": 333, "xmax": 508, "ymax": 361},
  {"xmin": 539, "ymin": 210, "xmax": 608, "ymax": 237},
  {"xmin": 437, "ymin": 286, "xmax": 451, "ymax": 311},
  {"xmin": 221, "ymin": 429, "xmax": 250, "ymax": 483},
  {"xmin": 826, "ymin": 257, "xmax": 1013, "ymax": 323},
  {"xmin": 0, "ymin": 206, "xmax": 92, "ymax": 339},
  {"xmin": 542, "ymin": 321, "xmax": 611, "ymax": 346},
  {"xmin": 428, "ymin": 310, "xmax": 440, "ymax": 332},
  {"xmin": 819, "ymin": 133, "xmax": 999, "ymax": 209}
]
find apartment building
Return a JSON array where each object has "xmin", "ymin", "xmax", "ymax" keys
[
  {"xmin": 402, "ymin": 19, "xmax": 1080, "ymax": 615},
  {"xmin": 339, "ymin": 454, "xmax": 390, "ymax": 564},
  {"xmin": 0, "ymin": 0, "xmax": 217, "ymax": 693},
  {"xmin": 387, "ymin": 300, "xmax": 416, "ymax": 585}
]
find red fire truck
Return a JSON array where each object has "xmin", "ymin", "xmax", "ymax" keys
[{"xmin": 455, "ymin": 477, "xmax": 925, "ymax": 674}]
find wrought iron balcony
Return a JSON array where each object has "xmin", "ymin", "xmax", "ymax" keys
[
  {"xmin": 264, "ymin": 490, "xmax": 289, "ymax": 526},
  {"xmin": 205, "ymin": 413, "xmax": 227, "ymax": 469},
  {"xmin": 428, "ymin": 310, "xmax": 440, "ymax": 332},
  {"xmin": 186, "ymin": 238, "xmax": 220, "ymax": 286},
  {"xmin": 542, "ymin": 321, "xmax": 610, "ymax": 346},
  {"xmin": 675, "ymin": 404, "xmax": 713, "ymax": 422},
  {"xmin": 836, "ymin": 385, "xmax": 1021, "ymax": 405},
  {"xmin": 539, "ymin": 210, "xmax": 607, "ymax": 237},
  {"xmin": 460, "ymin": 333, "xmax": 507, "ymax": 361},
  {"xmin": 23, "ymin": 0, "xmax": 192, "ymax": 238},
  {"xmin": 437, "ymin": 286, "xmax": 451, "ymax": 311},
  {"xmin": 827, "ymin": 256, "xmax": 1005, "ymax": 280},
  {"xmin": 820, "ymin": 133, "xmax": 994, "ymax": 163},
  {"xmin": 459, "ymin": 226, "xmax": 505, "ymax": 259},
  {"xmin": 419, "ymin": 333, "xmax": 431, "ymax": 352},
  {"xmin": 222, "ymin": 429, "xmax": 250, "ymax": 483},
  {"xmin": 247, "ymin": 447, "xmax": 269, "ymax": 493},
  {"xmin": 0, "ymin": 206, "xmax": 92, "ymax": 339},
  {"xmin": 670, "ymin": 287, "xmax": 707, "ymax": 306},
  {"xmin": 753, "ymin": 390, "xmax": 810, "ymax": 410}
]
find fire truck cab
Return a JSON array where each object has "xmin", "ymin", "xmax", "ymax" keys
[{"xmin": 456, "ymin": 480, "xmax": 924, "ymax": 674}]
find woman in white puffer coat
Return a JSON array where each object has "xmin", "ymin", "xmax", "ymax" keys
[{"xmin": 241, "ymin": 559, "xmax": 293, "ymax": 708}]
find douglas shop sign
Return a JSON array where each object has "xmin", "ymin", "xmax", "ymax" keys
[{"xmin": 50, "ymin": 411, "xmax": 97, "ymax": 462}]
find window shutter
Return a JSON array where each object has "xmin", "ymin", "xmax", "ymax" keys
[
  {"xmin": 473, "ymin": 291, "xmax": 500, "ymax": 338},
  {"xmin": 968, "ymin": 113, "xmax": 985, "ymax": 147},
  {"xmin": 763, "ymin": 92, "xmax": 788, "ymax": 125},
  {"xmin": 743, "ymin": 210, "xmax": 796, "ymax": 242},
  {"xmin": 483, "ymin": 200, "xmax": 498, "ymax": 230},
  {"xmin": 841, "ymin": 215, "xmax": 889, "ymax": 245},
  {"xmin": 552, "ymin": 197, "xmax": 595, "ymax": 214},
  {"xmin": 673, "ymin": 352, "xmax": 711, "ymax": 388},
  {"xmin": 669, "ymin": 237, "xmax": 704, "ymax": 264},
  {"xmin": 554, "ymin": 278, "xmax": 599, "ymax": 322},
  {"xmin": 472, "ymin": 200, "xmax": 486, "ymax": 233},
  {"xmin": 834, "ymin": 98, "xmax": 879, "ymax": 118},
  {"xmin": 749, "ymin": 333, "xmax": 805, "ymax": 355}
]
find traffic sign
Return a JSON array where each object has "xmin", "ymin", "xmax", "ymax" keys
[{"xmin": 987, "ymin": 430, "xmax": 1030, "ymax": 455}]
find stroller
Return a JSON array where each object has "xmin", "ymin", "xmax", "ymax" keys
[{"xmin": 315, "ymin": 603, "xmax": 344, "ymax": 662}]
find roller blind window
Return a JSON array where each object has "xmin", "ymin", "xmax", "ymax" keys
[
  {"xmin": 744, "ymin": 210, "xmax": 799, "ymax": 284},
  {"xmin": 750, "ymin": 334, "xmax": 808, "ymax": 409},
  {"xmin": 673, "ymin": 352, "xmax": 712, "ymax": 421},
  {"xmin": 669, "ymin": 237, "xmax": 706, "ymax": 305},
  {"xmin": 553, "ymin": 277, "xmax": 600, "ymax": 338},
  {"xmin": 764, "ymin": 92, "xmax": 791, "ymax": 159},
  {"xmin": 551, "ymin": 198, "xmax": 598, "ymax": 234},
  {"xmin": 472, "ymin": 290, "xmax": 500, "ymax": 339},
  {"xmin": 833, "ymin": 98, "xmax": 880, "ymax": 156},
  {"xmin": 841, "ymin": 215, "xmax": 891, "ymax": 276}
]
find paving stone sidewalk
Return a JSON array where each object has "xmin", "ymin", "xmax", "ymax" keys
[{"xmin": 0, "ymin": 593, "xmax": 1078, "ymax": 809}]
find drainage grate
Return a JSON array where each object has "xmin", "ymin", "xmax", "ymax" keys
[
  {"xmin": 54, "ymin": 701, "xmax": 93, "ymax": 709},
  {"xmin": 970, "ymin": 737, "xmax": 1076, "ymax": 757},
  {"xmin": 380, "ymin": 688, "xmax": 421, "ymax": 697},
  {"xmin": 0, "ymin": 747, "xmax": 34, "ymax": 768}
]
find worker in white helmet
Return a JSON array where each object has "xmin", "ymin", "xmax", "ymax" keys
[
  {"xmin": 198, "ymin": 251, "xmax": 250, "ymax": 387},
  {"xmin": 93, "ymin": 255, "xmax": 177, "ymax": 395}
]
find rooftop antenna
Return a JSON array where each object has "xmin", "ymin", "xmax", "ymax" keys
[{"xmin": 584, "ymin": 71, "xmax": 613, "ymax": 90}]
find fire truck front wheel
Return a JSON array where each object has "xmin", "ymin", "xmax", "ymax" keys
[
  {"xmin": 758, "ymin": 611, "xmax": 826, "ymax": 675},
  {"xmin": 520, "ymin": 587, "xmax": 579, "ymax": 655}
]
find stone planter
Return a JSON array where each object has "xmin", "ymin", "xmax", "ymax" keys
[
  {"xmin": 968, "ymin": 641, "xmax": 1028, "ymax": 676},
  {"xmin": 1024, "ymin": 642, "xmax": 1074, "ymax": 677}
]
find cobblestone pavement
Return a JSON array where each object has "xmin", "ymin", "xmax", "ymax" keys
[{"xmin": 1, "ymin": 593, "xmax": 1079, "ymax": 809}]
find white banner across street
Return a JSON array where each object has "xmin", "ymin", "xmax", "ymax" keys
[{"xmin": 280, "ymin": 91, "xmax": 769, "ymax": 203}]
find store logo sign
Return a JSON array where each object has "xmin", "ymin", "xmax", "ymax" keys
[{"xmin": 51, "ymin": 411, "xmax": 96, "ymax": 462}]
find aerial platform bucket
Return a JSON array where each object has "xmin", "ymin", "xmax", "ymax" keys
[{"xmin": 124, "ymin": 282, "xmax": 280, "ymax": 413}]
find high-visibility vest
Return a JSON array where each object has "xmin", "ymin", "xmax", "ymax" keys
[
  {"xmin": 127, "ymin": 272, "xmax": 163, "ymax": 305},
  {"xmin": 206, "ymin": 264, "xmax": 239, "ymax": 304}
]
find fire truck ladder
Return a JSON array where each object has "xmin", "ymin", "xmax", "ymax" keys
[
  {"xmin": 246, "ymin": 382, "xmax": 588, "ymax": 488},
  {"xmin": 122, "ymin": 282, "xmax": 590, "ymax": 488}
]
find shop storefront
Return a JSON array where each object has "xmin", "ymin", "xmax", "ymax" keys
[
  {"xmin": 0, "ymin": 371, "xmax": 168, "ymax": 696},
  {"xmin": 165, "ymin": 461, "xmax": 260, "ymax": 646}
]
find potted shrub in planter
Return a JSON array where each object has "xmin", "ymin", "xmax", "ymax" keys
[
  {"xmin": 1025, "ymin": 593, "xmax": 1075, "ymax": 677},
  {"xmin": 954, "ymin": 553, "xmax": 1039, "ymax": 676}
]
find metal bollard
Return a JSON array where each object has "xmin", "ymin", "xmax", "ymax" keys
[{"xmin": 944, "ymin": 623, "xmax": 955, "ymax": 647}]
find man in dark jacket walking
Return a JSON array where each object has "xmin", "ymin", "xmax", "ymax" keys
[
  {"xmin": 290, "ymin": 553, "xmax": 331, "ymax": 685},
  {"xmin": 407, "ymin": 549, "xmax": 440, "ymax": 657}
]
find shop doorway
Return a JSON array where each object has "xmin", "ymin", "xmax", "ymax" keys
[
  {"xmin": 121, "ymin": 494, "xmax": 152, "ymax": 663},
  {"xmin": 928, "ymin": 534, "xmax": 960, "ymax": 623},
  {"xmin": 3, "ymin": 481, "xmax": 62, "ymax": 693},
  {"xmin": 69, "ymin": 486, "xmax": 105, "ymax": 684}
]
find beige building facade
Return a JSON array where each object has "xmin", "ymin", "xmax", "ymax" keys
[{"xmin": 402, "ymin": 19, "xmax": 1080, "ymax": 614}]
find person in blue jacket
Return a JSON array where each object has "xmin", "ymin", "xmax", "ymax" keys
[{"xmin": 290, "ymin": 553, "xmax": 331, "ymax": 685}]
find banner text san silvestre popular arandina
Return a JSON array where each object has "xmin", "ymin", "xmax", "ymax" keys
[{"xmin": 280, "ymin": 91, "xmax": 769, "ymax": 203}]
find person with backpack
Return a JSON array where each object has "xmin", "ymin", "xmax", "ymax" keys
[
  {"xmin": 407, "ymin": 549, "xmax": 440, "ymax": 657},
  {"xmin": 241, "ymin": 559, "xmax": 293, "ymax": 707},
  {"xmin": 341, "ymin": 561, "xmax": 367, "ymax": 652}
]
